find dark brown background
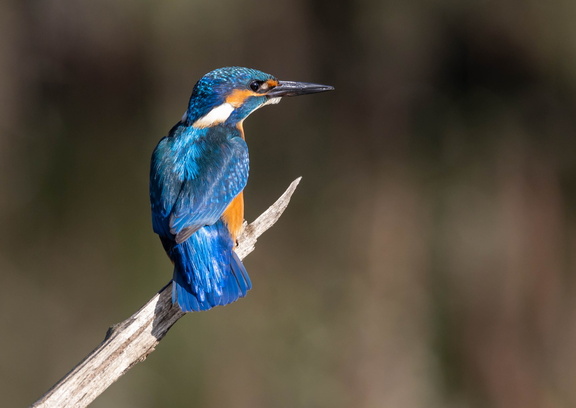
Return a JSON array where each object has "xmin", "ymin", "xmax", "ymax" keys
[{"xmin": 2, "ymin": 1, "xmax": 576, "ymax": 407}]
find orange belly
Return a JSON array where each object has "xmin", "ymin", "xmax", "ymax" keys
[{"xmin": 222, "ymin": 192, "xmax": 244, "ymax": 242}]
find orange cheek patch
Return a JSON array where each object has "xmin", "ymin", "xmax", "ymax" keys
[{"xmin": 226, "ymin": 89, "xmax": 258, "ymax": 108}]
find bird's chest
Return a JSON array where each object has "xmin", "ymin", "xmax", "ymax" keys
[{"xmin": 222, "ymin": 192, "xmax": 244, "ymax": 242}]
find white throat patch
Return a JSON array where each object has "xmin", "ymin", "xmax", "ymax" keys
[
  {"xmin": 263, "ymin": 97, "xmax": 282, "ymax": 106},
  {"xmin": 192, "ymin": 103, "xmax": 235, "ymax": 128}
]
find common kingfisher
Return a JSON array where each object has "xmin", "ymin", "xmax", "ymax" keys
[{"xmin": 150, "ymin": 67, "xmax": 333, "ymax": 312}]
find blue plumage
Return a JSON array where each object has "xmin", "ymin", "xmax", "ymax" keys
[
  {"xmin": 171, "ymin": 221, "xmax": 251, "ymax": 311},
  {"xmin": 150, "ymin": 67, "xmax": 333, "ymax": 312},
  {"xmin": 151, "ymin": 123, "xmax": 250, "ymax": 311}
]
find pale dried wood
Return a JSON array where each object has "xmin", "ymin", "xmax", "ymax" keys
[{"xmin": 31, "ymin": 177, "xmax": 302, "ymax": 408}]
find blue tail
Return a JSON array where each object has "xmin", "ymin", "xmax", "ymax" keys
[{"xmin": 170, "ymin": 220, "xmax": 251, "ymax": 312}]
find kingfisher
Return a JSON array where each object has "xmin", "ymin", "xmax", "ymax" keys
[{"xmin": 150, "ymin": 66, "xmax": 333, "ymax": 312}]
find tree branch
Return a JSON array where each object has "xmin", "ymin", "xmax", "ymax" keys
[{"xmin": 31, "ymin": 177, "xmax": 302, "ymax": 408}]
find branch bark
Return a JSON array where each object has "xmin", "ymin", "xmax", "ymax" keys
[{"xmin": 31, "ymin": 177, "xmax": 302, "ymax": 408}]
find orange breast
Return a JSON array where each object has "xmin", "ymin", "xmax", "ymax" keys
[{"xmin": 222, "ymin": 192, "xmax": 244, "ymax": 242}]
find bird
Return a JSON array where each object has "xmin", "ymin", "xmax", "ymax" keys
[{"xmin": 150, "ymin": 66, "xmax": 334, "ymax": 312}]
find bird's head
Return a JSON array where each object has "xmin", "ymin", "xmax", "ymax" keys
[{"xmin": 183, "ymin": 67, "xmax": 334, "ymax": 128}]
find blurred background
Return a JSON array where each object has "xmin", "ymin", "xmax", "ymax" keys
[{"xmin": 2, "ymin": 0, "xmax": 576, "ymax": 407}]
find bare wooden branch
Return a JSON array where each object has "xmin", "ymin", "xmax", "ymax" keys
[{"xmin": 31, "ymin": 178, "xmax": 302, "ymax": 408}]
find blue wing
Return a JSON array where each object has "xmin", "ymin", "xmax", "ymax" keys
[{"xmin": 150, "ymin": 125, "xmax": 249, "ymax": 242}]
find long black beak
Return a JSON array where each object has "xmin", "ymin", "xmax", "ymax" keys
[{"xmin": 266, "ymin": 80, "xmax": 334, "ymax": 97}]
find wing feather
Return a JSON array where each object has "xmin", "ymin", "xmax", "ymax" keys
[{"xmin": 150, "ymin": 126, "xmax": 249, "ymax": 242}]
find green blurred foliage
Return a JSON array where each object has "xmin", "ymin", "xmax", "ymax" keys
[{"xmin": 1, "ymin": 0, "xmax": 576, "ymax": 407}]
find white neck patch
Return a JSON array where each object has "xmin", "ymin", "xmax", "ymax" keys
[{"xmin": 192, "ymin": 103, "xmax": 235, "ymax": 128}]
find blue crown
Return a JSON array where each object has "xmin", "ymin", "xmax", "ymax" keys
[{"xmin": 185, "ymin": 67, "xmax": 276, "ymax": 123}]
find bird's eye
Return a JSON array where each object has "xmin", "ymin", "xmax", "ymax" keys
[{"xmin": 250, "ymin": 80, "xmax": 264, "ymax": 92}]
